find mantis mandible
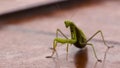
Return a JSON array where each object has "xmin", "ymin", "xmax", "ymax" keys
[{"xmin": 46, "ymin": 20, "xmax": 112, "ymax": 62}]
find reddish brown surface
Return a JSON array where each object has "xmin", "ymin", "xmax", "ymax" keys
[
  {"xmin": 0, "ymin": 0, "xmax": 60, "ymax": 15},
  {"xmin": 0, "ymin": 0, "xmax": 120, "ymax": 68}
]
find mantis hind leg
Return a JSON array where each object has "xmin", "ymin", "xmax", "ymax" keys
[
  {"xmin": 85, "ymin": 30, "xmax": 113, "ymax": 62},
  {"xmin": 86, "ymin": 30, "xmax": 113, "ymax": 48}
]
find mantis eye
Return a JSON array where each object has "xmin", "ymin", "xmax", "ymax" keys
[{"xmin": 64, "ymin": 20, "xmax": 71, "ymax": 28}]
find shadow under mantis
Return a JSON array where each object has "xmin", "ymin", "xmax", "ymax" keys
[
  {"xmin": 74, "ymin": 45, "xmax": 113, "ymax": 68},
  {"xmin": 74, "ymin": 47, "xmax": 88, "ymax": 68}
]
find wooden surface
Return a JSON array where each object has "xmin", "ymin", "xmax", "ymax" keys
[
  {"xmin": 0, "ymin": 0, "xmax": 63, "ymax": 15},
  {"xmin": 0, "ymin": 0, "xmax": 120, "ymax": 68}
]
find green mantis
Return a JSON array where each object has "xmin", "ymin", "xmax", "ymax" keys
[{"xmin": 47, "ymin": 20, "xmax": 112, "ymax": 62}]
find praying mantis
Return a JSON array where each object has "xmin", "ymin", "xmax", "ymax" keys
[{"xmin": 46, "ymin": 20, "xmax": 112, "ymax": 62}]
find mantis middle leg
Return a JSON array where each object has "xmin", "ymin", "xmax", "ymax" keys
[
  {"xmin": 87, "ymin": 43, "xmax": 102, "ymax": 62},
  {"xmin": 56, "ymin": 29, "xmax": 70, "ymax": 53},
  {"xmin": 85, "ymin": 30, "xmax": 113, "ymax": 62},
  {"xmin": 86, "ymin": 30, "xmax": 112, "ymax": 48},
  {"xmin": 48, "ymin": 29, "xmax": 76, "ymax": 58}
]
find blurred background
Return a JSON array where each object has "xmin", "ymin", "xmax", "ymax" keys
[{"xmin": 0, "ymin": 0, "xmax": 120, "ymax": 68}]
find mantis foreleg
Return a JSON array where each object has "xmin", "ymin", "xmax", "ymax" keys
[
  {"xmin": 47, "ymin": 29, "xmax": 76, "ymax": 58},
  {"xmin": 51, "ymin": 38, "xmax": 76, "ymax": 57},
  {"xmin": 56, "ymin": 29, "xmax": 70, "ymax": 58}
]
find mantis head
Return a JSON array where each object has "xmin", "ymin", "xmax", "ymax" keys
[{"xmin": 64, "ymin": 20, "xmax": 72, "ymax": 28}]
